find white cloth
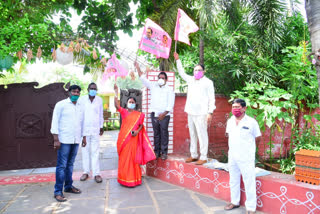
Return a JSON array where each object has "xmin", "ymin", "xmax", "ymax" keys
[
  {"xmin": 188, "ymin": 114, "xmax": 208, "ymax": 160},
  {"xmin": 79, "ymin": 95, "xmax": 104, "ymax": 136},
  {"xmin": 226, "ymin": 114, "xmax": 261, "ymax": 161},
  {"xmin": 176, "ymin": 60, "xmax": 216, "ymax": 115},
  {"xmin": 229, "ymin": 157, "xmax": 256, "ymax": 211},
  {"xmin": 82, "ymin": 135, "xmax": 100, "ymax": 176},
  {"xmin": 140, "ymin": 75, "xmax": 175, "ymax": 116},
  {"xmin": 50, "ymin": 98, "xmax": 83, "ymax": 144},
  {"xmin": 226, "ymin": 114, "xmax": 261, "ymax": 212}
]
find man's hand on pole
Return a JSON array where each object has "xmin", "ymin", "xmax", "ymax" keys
[{"xmin": 174, "ymin": 52, "xmax": 179, "ymax": 60}]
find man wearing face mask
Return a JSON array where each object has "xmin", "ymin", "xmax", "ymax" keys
[
  {"xmin": 51, "ymin": 85, "xmax": 85, "ymax": 202},
  {"xmin": 78, "ymin": 83, "xmax": 104, "ymax": 183},
  {"xmin": 134, "ymin": 62, "xmax": 175, "ymax": 160},
  {"xmin": 174, "ymin": 52, "xmax": 215, "ymax": 165},
  {"xmin": 224, "ymin": 99, "xmax": 261, "ymax": 214}
]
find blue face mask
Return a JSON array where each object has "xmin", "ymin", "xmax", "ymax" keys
[
  {"xmin": 127, "ymin": 103, "xmax": 136, "ymax": 109},
  {"xmin": 89, "ymin": 89, "xmax": 97, "ymax": 97}
]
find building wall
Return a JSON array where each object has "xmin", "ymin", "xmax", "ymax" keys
[
  {"xmin": 173, "ymin": 94, "xmax": 230, "ymax": 159},
  {"xmin": 172, "ymin": 95, "xmax": 320, "ymax": 160}
]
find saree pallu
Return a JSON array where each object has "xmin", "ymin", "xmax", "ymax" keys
[{"xmin": 117, "ymin": 108, "xmax": 155, "ymax": 187}]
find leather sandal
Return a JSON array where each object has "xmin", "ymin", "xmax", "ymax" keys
[
  {"xmin": 54, "ymin": 195, "xmax": 67, "ymax": 202},
  {"xmin": 80, "ymin": 173, "xmax": 89, "ymax": 181},
  {"xmin": 95, "ymin": 175, "xmax": 103, "ymax": 183},
  {"xmin": 161, "ymin": 154, "xmax": 168, "ymax": 160},
  {"xmin": 224, "ymin": 203, "xmax": 240, "ymax": 210},
  {"xmin": 195, "ymin": 160, "xmax": 207, "ymax": 165},
  {"xmin": 185, "ymin": 157, "xmax": 198, "ymax": 163},
  {"xmin": 64, "ymin": 186, "xmax": 81, "ymax": 194}
]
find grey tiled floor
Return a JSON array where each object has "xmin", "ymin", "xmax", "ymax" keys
[
  {"xmin": 0, "ymin": 131, "xmax": 262, "ymax": 214},
  {"xmin": 0, "ymin": 179, "xmax": 253, "ymax": 214}
]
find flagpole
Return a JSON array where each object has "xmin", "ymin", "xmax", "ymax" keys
[
  {"xmin": 175, "ymin": 40, "xmax": 177, "ymax": 52},
  {"xmin": 134, "ymin": 46, "xmax": 139, "ymax": 73}
]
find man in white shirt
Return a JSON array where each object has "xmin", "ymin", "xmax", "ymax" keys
[
  {"xmin": 135, "ymin": 62, "xmax": 175, "ymax": 160},
  {"xmin": 79, "ymin": 82, "xmax": 104, "ymax": 183},
  {"xmin": 174, "ymin": 52, "xmax": 215, "ymax": 165},
  {"xmin": 51, "ymin": 85, "xmax": 86, "ymax": 202},
  {"xmin": 224, "ymin": 99, "xmax": 261, "ymax": 214}
]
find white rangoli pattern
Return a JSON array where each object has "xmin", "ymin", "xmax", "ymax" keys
[{"xmin": 147, "ymin": 162, "xmax": 320, "ymax": 214}]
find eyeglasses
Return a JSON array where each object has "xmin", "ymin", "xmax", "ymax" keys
[{"xmin": 194, "ymin": 69, "xmax": 203, "ymax": 72}]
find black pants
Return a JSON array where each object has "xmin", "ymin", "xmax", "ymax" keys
[{"xmin": 151, "ymin": 112, "xmax": 170, "ymax": 155}]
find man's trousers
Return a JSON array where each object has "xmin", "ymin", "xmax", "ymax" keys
[
  {"xmin": 228, "ymin": 157, "xmax": 256, "ymax": 211},
  {"xmin": 151, "ymin": 113, "xmax": 170, "ymax": 156},
  {"xmin": 54, "ymin": 143, "xmax": 79, "ymax": 196},
  {"xmin": 82, "ymin": 135, "xmax": 100, "ymax": 176},
  {"xmin": 188, "ymin": 114, "xmax": 208, "ymax": 160}
]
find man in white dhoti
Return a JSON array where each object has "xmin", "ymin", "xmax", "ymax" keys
[
  {"xmin": 79, "ymin": 83, "xmax": 104, "ymax": 183},
  {"xmin": 174, "ymin": 52, "xmax": 216, "ymax": 165},
  {"xmin": 224, "ymin": 98, "xmax": 261, "ymax": 214}
]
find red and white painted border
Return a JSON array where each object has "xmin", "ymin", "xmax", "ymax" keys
[{"xmin": 147, "ymin": 156, "xmax": 320, "ymax": 214}]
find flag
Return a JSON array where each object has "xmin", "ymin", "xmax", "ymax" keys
[
  {"xmin": 139, "ymin": 18, "xmax": 172, "ymax": 59},
  {"xmin": 174, "ymin": 9, "xmax": 199, "ymax": 45},
  {"xmin": 102, "ymin": 53, "xmax": 128, "ymax": 81}
]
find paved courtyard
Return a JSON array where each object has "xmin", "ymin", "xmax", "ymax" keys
[{"xmin": 0, "ymin": 131, "xmax": 260, "ymax": 214}]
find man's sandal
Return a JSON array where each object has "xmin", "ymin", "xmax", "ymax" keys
[
  {"xmin": 80, "ymin": 173, "xmax": 89, "ymax": 181},
  {"xmin": 95, "ymin": 175, "xmax": 103, "ymax": 183},
  {"xmin": 224, "ymin": 203, "xmax": 240, "ymax": 210},
  {"xmin": 64, "ymin": 186, "xmax": 82, "ymax": 194},
  {"xmin": 54, "ymin": 195, "xmax": 67, "ymax": 202}
]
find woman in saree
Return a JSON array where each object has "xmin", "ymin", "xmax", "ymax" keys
[{"xmin": 114, "ymin": 84, "xmax": 156, "ymax": 187}]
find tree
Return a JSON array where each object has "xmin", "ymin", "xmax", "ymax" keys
[
  {"xmin": 73, "ymin": 0, "xmax": 134, "ymax": 51},
  {"xmin": 0, "ymin": 0, "xmax": 136, "ymax": 75},
  {"xmin": 0, "ymin": 0, "xmax": 74, "ymax": 69},
  {"xmin": 305, "ymin": 0, "xmax": 320, "ymax": 104},
  {"xmin": 155, "ymin": 0, "xmax": 308, "ymax": 96},
  {"xmin": 197, "ymin": 0, "xmax": 219, "ymax": 65}
]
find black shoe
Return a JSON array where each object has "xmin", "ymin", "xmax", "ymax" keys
[
  {"xmin": 161, "ymin": 154, "xmax": 167, "ymax": 160},
  {"xmin": 155, "ymin": 153, "xmax": 161, "ymax": 159}
]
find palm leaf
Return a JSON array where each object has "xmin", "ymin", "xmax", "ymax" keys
[{"xmin": 246, "ymin": 0, "xmax": 287, "ymax": 53}]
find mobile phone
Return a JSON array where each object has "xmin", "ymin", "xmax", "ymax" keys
[{"xmin": 131, "ymin": 131, "xmax": 135, "ymax": 135}]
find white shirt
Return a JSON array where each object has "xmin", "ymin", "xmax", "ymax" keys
[
  {"xmin": 226, "ymin": 114, "xmax": 261, "ymax": 161},
  {"xmin": 50, "ymin": 98, "xmax": 84, "ymax": 144},
  {"xmin": 140, "ymin": 75, "xmax": 175, "ymax": 116},
  {"xmin": 176, "ymin": 60, "xmax": 216, "ymax": 115},
  {"xmin": 79, "ymin": 95, "xmax": 104, "ymax": 136}
]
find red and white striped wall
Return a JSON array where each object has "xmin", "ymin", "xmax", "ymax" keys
[{"xmin": 142, "ymin": 70, "xmax": 175, "ymax": 154}]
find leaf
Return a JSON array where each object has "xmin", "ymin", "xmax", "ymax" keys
[
  {"xmin": 313, "ymin": 114, "xmax": 320, "ymax": 121},
  {"xmin": 303, "ymin": 115, "xmax": 312, "ymax": 121}
]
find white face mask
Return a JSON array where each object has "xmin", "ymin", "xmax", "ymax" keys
[{"xmin": 158, "ymin": 79, "xmax": 165, "ymax": 86}]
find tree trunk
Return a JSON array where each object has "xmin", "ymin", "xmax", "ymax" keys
[
  {"xmin": 199, "ymin": 21, "xmax": 204, "ymax": 65},
  {"xmin": 159, "ymin": 58, "xmax": 169, "ymax": 71},
  {"xmin": 199, "ymin": 38, "xmax": 204, "ymax": 65},
  {"xmin": 305, "ymin": 0, "xmax": 320, "ymax": 104},
  {"xmin": 287, "ymin": 0, "xmax": 294, "ymax": 16}
]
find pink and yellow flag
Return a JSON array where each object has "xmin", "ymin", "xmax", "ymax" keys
[
  {"xmin": 174, "ymin": 9, "xmax": 199, "ymax": 45},
  {"xmin": 102, "ymin": 53, "xmax": 128, "ymax": 81},
  {"xmin": 139, "ymin": 18, "xmax": 172, "ymax": 59}
]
